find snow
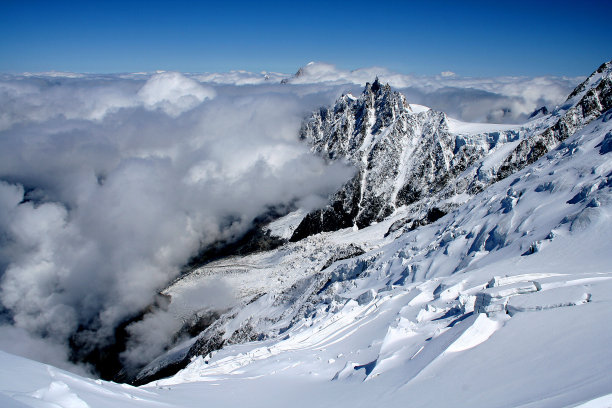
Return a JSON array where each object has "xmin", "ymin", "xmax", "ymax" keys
[
  {"xmin": 447, "ymin": 117, "xmax": 522, "ymax": 134},
  {"xmin": 444, "ymin": 313, "xmax": 504, "ymax": 352},
  {"xmin": 408, "ymin": 103, "xmax": 430, "ymax": 113},
  {"xmin": 266, "ymin": 209, "xmax": 307, "ymax": 239},
  {"xmin": 0, "ymin": 351, "xmax": 163, "ymax": 408},
  {"xmin": 2, "ymin": 65, "xmax": 612, "ymax": 408}
]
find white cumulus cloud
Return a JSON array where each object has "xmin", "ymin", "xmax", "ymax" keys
[
  {"xmin": 138, "ymin": 71, "xmax": 216, "ymax": 116},
  {"xmin": 0, "ymin": 73, "xmax": 353, "ymax": 372}
]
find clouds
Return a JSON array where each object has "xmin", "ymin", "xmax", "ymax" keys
[
  {"xmin": 0, "ymin": 72, "xmax": 353, "ymax": 372},
  {"xmin": 0, "ymin": 71, "xmax": 216, "ymax": 130},
  {"xmin": 191, "ymin": 61, "xmax": 580, "ymax": 123},
  {"xmin": 279, "ymin": 62, "xmax": 581, "ymax": 123},
  {"xmin": 0, "ymin": 63, "xmax": 582, "ymax": 376},
  {"xmin": 138, "ymin": 72, "xmax": 216, "ymax": 116}
]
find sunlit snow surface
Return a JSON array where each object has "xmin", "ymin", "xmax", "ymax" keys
[{"xmin": 2, "ymin": 108, "xmax": 612, "ymax": 407}]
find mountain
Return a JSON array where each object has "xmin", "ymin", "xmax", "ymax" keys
[
  {"xmin": 291, "ymin": 62, "xmax": 612, "ymax": 242},
  {"xmin": 116, "ymin": 61, "xmax": 612, "ymax": 389},
  {"xmin": 291, "ymin": 78, "xmax": 523, "ymax": 240},
  {"xmin": 496, "ymin": 61, "xmax": 612, "ymax": 180},
  {"xmin": 2, "ymin": 61, "xmax": 612, "ymax": 407}
]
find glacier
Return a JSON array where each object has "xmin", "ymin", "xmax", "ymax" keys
[{"xmin": 1, "ymin": 61, "xmax": 612, "ymax": 407}]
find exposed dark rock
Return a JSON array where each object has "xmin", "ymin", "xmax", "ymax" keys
[
  {"xmin": 528, "ymin": 106, "xmax": 549, "ymax": 119},
  {"xmin": 597, "ymin": 132, "xmax": 612, "ymax": 154},
  {"xmin": 396, "ymin": 184, "xmax": 422, "ymax": 206},
  {"xmin": 321, "ymin": 244, "xmax": 365, "ymax": 270},
  {"xmin": 187, "ymin": 205, "xmax": 291, "ymax": 269},
  {"xmin": 385, "ymin": 218, "xmax": 411, "ymax": 237},
  {"xmin": 496, "ymin": 61, "xmax": 612, "ymax": 182},
  {"xmin": 290, "ymin": 176, "xmax": 360, "ymax": 242},
  {"xmin": 133, "ymin": 320, "xmax": 228, "ymax": 386},
  {"xmin": 426, "ymin": 207, "xmax": 446, "ymax": 223},
  {"xmin": 174, "ymin": 310, "xmax": 222, "ymax": 342}
]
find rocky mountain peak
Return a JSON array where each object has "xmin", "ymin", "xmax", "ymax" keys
[
  {"xmin": 291, "ymin": 80, "xmax": 481, "ymax": 241},
  {"xmin": 291, "ymin": 60, "xmax": 612, "ymax": 242},
  {"xmin": 364, "ymin": 76, "xmax": 386, "ymax": 95},
  {"xmin": 565, "ymin": 60, "xmax": 611, "ymax": 101},
  {"xmin": 363, "ymin": 77, "xmax": 394, "ymax": 102}
]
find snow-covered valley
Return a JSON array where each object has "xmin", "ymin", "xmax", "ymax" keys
[{"xmin": 1, "ymin": 61, "xmax": 611, "ymax": 407}]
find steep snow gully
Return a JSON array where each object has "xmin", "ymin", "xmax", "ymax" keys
[{"xmin": 2, "ymin": 61, "xmax": 612, "ymax": 407}]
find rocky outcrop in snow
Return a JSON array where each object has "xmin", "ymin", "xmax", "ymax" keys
[
  {"xmin": 293, "ymin": 61, "xmax": 612, "ymax": 242},
  {"xmin": 291, "ymin": 79, "xmax": 521, "ymax": 241},
  {"xmin": 496, "ymin": 61, "xmax": 612, "ymax": 180}
]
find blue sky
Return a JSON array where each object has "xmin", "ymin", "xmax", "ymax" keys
[{"xmin": 1, "ymin": 0, "xmax": 610, "ymax": 76}]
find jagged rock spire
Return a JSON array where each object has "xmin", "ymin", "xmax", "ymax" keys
[
  {"xmin": 364, "ymin": 77, "xmax": 387, "ymax": 96},
  {"xmin": 371, "ymin": 76, "xmax": 381, "ymax": 93},
  {"xmin": 291, "ymin": 82, "xmax": 468, "ymax": 241}
]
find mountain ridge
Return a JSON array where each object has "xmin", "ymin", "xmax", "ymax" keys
[
  {"xmin": 122, "ymin": 60, "xmax": 612, "ymax": 387},
  {"xmin": 291, "ymin": 61, "xmax": 612, "ymax": 242},
  {"xmin": 291, "ymin": 79, "xmax": 522, "ymax": 241}
]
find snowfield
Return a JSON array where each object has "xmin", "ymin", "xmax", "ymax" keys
[
  {"xmin": 1, "ymin": 61, "xmax": 611, "ymax": 408},
  {"xmin": 2, "ymin": 89, "xmax": 612, "ymax": 407}
]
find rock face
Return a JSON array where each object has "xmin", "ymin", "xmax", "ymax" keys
[
  {"xmin": 291, "ymin": 79, "xmax": 518, "ymax": 241},
  {"xmin": 292, "ymin": 62, "xmax": 612, "ymax": 242},
  {"xmin": 132, "ymin": 60, "xmax": 612, "ymax": 386},
  {"xmin": 528, "ymin": 106, "xmax": 549, "ymax": 119},
  {"xmin": 496, "ymin": 61, "xmax": 612, "ymax": 181}
]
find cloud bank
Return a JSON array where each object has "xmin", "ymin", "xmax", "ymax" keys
[
  {"xmin": 0, "ymin": 71, "xmax": 353, "ymax": 374},
  {"xmin": 286, "ymin": 62, "xmax": 581, "ymax": 123},
  {"xmin": 0, "ymin": 63, "xmax": 582, "ymax": 375},
  {"xmin": 196, "ymin": 62, "xmax": 580, "ymax": 123}
]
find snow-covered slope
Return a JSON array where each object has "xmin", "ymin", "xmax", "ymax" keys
[
  {"xmin": 2, "ymin": 88, "xmax": 612, "ymax": 407},
  {"xmin": 2, "ymin": 61, "xmax": 612, "ymax": 407},
  {"xmin": 127, "ymin": 61, "xmax": 612, "ymax": 388}
]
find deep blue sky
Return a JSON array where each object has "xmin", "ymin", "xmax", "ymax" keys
[{"xmin": 1, "ymin": 0, "xmax": 610, "ymax": 76}]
